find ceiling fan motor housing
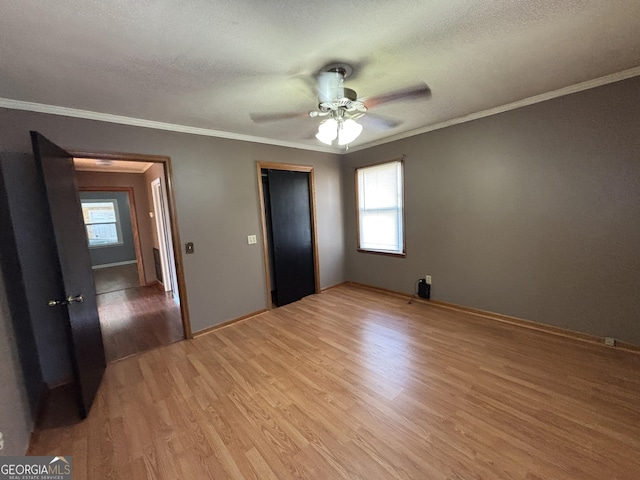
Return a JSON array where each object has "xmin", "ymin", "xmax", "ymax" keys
[{"xmin": 343, "ymin": 88, "xmax": 358, "ymax": 101}]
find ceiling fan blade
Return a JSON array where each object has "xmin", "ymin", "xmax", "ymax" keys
[
  {"xmin": 363, "ymin": 83, "xmax": 432, "ymax": 109},
  {"xmin": 250, "ymin": 111, "xmax": 310, "ymax": 123},
  {"xmin": 359, "ymin": 112, "xmax": 402, "ymax": 131},
  {"xmin": 316, "ymin": 71, "xmax": 344, "ymax": 103}
]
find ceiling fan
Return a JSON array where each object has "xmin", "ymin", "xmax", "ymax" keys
[{"xmin": 250, "ymin": 63, "xmax": 432, "ymax": 147}]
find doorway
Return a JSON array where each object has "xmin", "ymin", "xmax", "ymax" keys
[
  {"xmin": 257, "ymin": 162, "xmax": 320, "ymax": 308},
  {"xmin": 71, "ymin": 151, "xmax": 191, "ymax": 362},
  {"xmin": 1, "ymin": 135, "xmax": 192, "ymax": 422}
]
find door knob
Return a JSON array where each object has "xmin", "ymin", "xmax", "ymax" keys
[
  {"xmin": 48, "ymin": 294, "xmax": 83, "ymax": 307},
  {"xmin": 67, "ymin": 294, "xmax": 84, "ymax": 304},
  {"xmin": 48, "ymin": 299, "xmax": 67, "ymax": 307}
]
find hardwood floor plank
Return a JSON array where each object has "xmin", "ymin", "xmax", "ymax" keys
[
  {"xmin": 93, "ymin": 264, "xmax": 139, "ymax": 295},
  {"xmin": 98, "ymin": 284, "xmax": 183, "ymax": 363},
  {"xmin": 245, "ymin": 446, "xmax": 280, "ymax": 480},
  {"xmin": 29, "ymin": 284, "xmax": 640, "ymax": 479}
]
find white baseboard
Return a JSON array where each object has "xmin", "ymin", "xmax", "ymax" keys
[{"xmin": 92, "ymin": 260, "xmax": 137, "ymax": 270}]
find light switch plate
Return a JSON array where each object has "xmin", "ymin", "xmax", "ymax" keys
[{"xmin": 247, "ymin": 235, "xmax": 257, "ymax": 245}]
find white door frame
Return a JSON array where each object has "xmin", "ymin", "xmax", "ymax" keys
[{"xmin": 151, "ymin": 178, "xmax": 179, "ymax": 303}]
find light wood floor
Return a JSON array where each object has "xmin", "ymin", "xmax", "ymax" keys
[{"xmin": 29, "ymin": 284, "xmax": 640, "ymax": 479}]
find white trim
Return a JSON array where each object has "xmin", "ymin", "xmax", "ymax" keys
[
  {"xmin": 91, "ymin": 260, "xmax": 137, "ymax": 270},
  {"xmin": 1, "ymin": 66, "xmax": 639, "ymax": 154},
  {"xmin": 151, "ymin": 178, "xmax": 171, "ymax": 293},
  {"xmin": 348, "ymin": 66, "xmax": 640, "ymax": 153},
  {"xmin": 151, "ymin": 178, "xmax": 179, "ymax": 303}
]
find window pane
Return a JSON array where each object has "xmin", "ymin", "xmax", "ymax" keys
[
  {"xmin": 81, "ymin": 199, "xmax": 122, "ymax": 247},
  {"xmin": 360, "ymin": 211, "xmax": 400, "ymax": 251},
  {"xmin": 86, "ymin": 223, "xmax": 119, "ymax": 246},
  {"xmin": 360, "ymin": 167, "xmax": 398, "ymax": 209},
  {"xmin": 82, "ymin": 202, "xmax": 117, "ymax": 224},
  {"xmin": 356, "ymin": 160, "xmax": 404, "ymax": 254}
]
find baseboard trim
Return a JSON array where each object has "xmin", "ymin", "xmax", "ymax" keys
[
  {"xmin": 192, "ymin": 309, "xmax": 268, "ymax": 339},
  {"xmin": 321, "ymin": 281, "xmax": 349, "ymax": 292},
  {"xmin": 144, "ymin": 280, "xmax": 166, "ymax": 292},
  {"xmin": 46, "ymin": 376, "xmax": 74, "ymax": 390},
  {"xmin": 347, "ymin": 282, "xmax": 640, "ymax": 354},
  {"xmin": 192, "ymin": 286, "xmax": 348, "ymax": 337},
  {"xmin": 91, "ymin": 260, "xmax": 137, "ymax": 270}
]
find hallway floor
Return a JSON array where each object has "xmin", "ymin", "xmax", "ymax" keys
[
  {"xmin": 93, "ymin": 263, "xmax": 139, "ymax": 294},
  {"xmin": 94, "ymin": 265, "xmax": 183, "ymax": 363}
]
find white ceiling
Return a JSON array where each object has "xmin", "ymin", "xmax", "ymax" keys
[{"xmin": 1, "ymin": 0, "xmax": 639, "ymax": 153}]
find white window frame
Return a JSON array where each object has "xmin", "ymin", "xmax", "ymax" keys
[
  {"xmin": 81, "ymin": 199, "xmax": 123, "ymax": 248},
  {"xmin": 355, "ymin": 159, "xmax": 405, "ymax": 256}
]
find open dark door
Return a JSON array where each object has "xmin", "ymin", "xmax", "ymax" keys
[
  {"xmin": 267, "ymin": 169, "xmax": 316, "ymax": 306},
  {"xmin": 31, "ymin": 132, "xmax": 105, "ymax": 418}
]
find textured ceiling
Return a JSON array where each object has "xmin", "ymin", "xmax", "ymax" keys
[{"xmin": 1, "ymin": 0, "xmax": 639, "ymax": 152}]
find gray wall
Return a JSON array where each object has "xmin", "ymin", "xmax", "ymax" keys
[
  {"xmin": 0, "ymin": 235, "xmax": 34, "ymax": 456},
  {"xmin": 0, "ymin": 110, "xmax": 346, "ymax": 334},
  {"xmin": 79, "ymin": 190, "xmax": 136, "ymax": 267},
  {"xmin": 343, "ymin": 76, "xmax": 640, "ymax": 345}
]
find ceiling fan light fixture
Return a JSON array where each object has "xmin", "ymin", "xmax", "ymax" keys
[
  {"xmin": 315, "ymin": 118, "xmax": 338, "ymax": 145},
  {"xmin": 338, "ymin": 118, "xmax": 363, "ymax": 145},
  {"xmin": 316, "ymin": 117, "xmax": 363, "ymax": 146}
]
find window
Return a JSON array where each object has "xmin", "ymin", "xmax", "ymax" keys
[
  {"xmin": 81, "ymin": 199, "xmax": 123, "ymax": 247},
  {"xmin": 356, "ymin": 159, "xmax": 405, "ymax": 255}
]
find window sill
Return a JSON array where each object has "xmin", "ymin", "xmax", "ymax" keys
[
  {"xmin": 357, "ymin": 248, "xmax": 406, "ymax": 258},
  {"xmin": 89, "ymin": 242, "xmax": 124, "ymax": 249}
]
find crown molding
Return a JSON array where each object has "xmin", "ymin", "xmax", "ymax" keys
[
  {"xmin": 347, "ymin": 66, "xmax": 640, "ymax": 153},
  {"xmin": 1, "ymin": 66, "xmax": 638, "ymax": 156},
  {"xmin": 0, "ymin": 98, "xmax": 336, "ymax": 154}
]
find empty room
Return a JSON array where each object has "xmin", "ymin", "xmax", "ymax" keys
[{"xmin": 1, "ymin": 1, "xmax": 639, "ymax": 479}]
